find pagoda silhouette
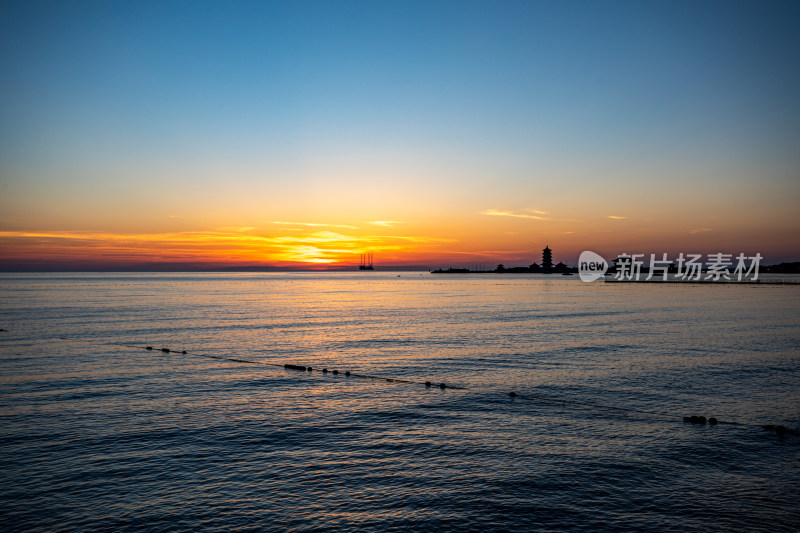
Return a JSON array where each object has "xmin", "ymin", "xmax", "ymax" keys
[{"xmin": 542, "ymin": 245, "xmax": 553, "ymax": 273}]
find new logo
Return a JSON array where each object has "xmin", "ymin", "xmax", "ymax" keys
[{"xmin": 579, "ymin": 251, "xmax": 608, "ymax": 282}]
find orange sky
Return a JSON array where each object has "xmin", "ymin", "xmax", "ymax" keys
[{"xmin": 1, "ymin": 200, "xmax": 796, "ymax": 270}]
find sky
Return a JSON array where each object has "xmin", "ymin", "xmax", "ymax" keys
[{"xmin": 1, "ymin": 0, "xmax": 798, "ymax": 270}]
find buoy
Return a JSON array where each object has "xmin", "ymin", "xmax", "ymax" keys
[
  {"xmin": 776, "ymin": 425, "xmax": 787, "ymax": 435},
  {"xmin": 307, "ymin": 367, "xmax": 313, "ymax": 371},
  {"xmin": 332, "ymin": 370, "xmax": 339, "ymax": 375},
  {"xmin": 345, "ymin": 371, "xmax": 351, "ymax": 376},
  {"xmin": 284, "ymin": 364, "xmax": 307, "ymax": 371},
  {"xmin": 323, "ymin": 368, "xmax": 328, "ymax": 373},
  {"xmin": 161, "ymin": 348, "xmax": 170, "ymax": 353},
  {"xmin": 146, "ymin": 346, "xmax": 153, "ymax": 350},
  {"xmin": 708, "ymin": 417, "xmax": 718, "ymax": 425},
  {"xmin": 425, "ymin": 382, "xmax": 431, "ymax": 387},
  {"xmin": 509, "ymin": 392, "xmax": 517, "ymax": 398},
  {"xmin": 182, "ymin": 350, "xmax": 187, "ymax": 354},
  {"xmin": 439, "ymin": 383, "xmax": 446, "ymax": 389}
]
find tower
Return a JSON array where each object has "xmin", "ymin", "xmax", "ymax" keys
[{"xmin": 542, "ymin": 245, "xmax": 553, "ymax": 273}]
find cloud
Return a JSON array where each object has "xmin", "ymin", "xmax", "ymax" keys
[
  {"xmin": 218, "ymin": 226, "xmax": 256, "ymax": 232},
  {"xmin": 0, "ymin": 227, "xmax": 453, "ymax": 266},
  {"xmin": 606, "ymin": 215, "xmax": 628, "ymax": 220},
  {"xmin": 371, "ymin": 220, "xmax": 402, "ymax": 227},
  {"xmin": 481, "ymin": 209, "xmax": 549, "ymax": 220},
  {"xmin": 272, "ymin": 221, "xmax": 359, "ymax": 229},
  {"xmin": 689, "ymin": 227, "xmax": 714, "ymax": 234}
]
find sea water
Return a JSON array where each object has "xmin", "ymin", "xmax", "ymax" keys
[{"xmin": 0, "ymin": 272, "xmax": 798, "ymax": 531}]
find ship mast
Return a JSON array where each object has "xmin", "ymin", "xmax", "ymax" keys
[{"xmin": 359, "ymin": 252, "xmax": 374, "ymax": 270}]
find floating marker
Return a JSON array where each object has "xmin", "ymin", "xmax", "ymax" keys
[
  {"xmin": 146, "ymin": 346, "xmax": 153, "ymax": 350},
  {"xmin": 332, "ymin": 370, "xmax": 339, "ymax": 375},
  {"xmin": 440, "ymin": 383, "xmax": 446, "ymax": 389},
  {"xmin": 323, "ymin": 368, "xmax": 328, "ymax": 373},
  {"xmin": 307, "ymin": 367, "xmax": 313, "ymax": 372},
  {"xmin": 425, "ymin": 382, "xmax": 431, "ymax": 387},
  {"xmin": 684, "ymin": 415, "xmax": 707, "ymax": 425},
  {"xmin": 762, "ymin": 424, "xmax": 796, "ymax": 436},
  {"xmin": 161, "ymin": 348, "xmax": 170, "ymax": 353},
  {"xmin": 509, "ymin": 392, "xmax": 517, "ymax": 398},
  {"xmin": 182, "ymin": 350, "xmax": 187, "ymax": 354},
  {"xmin": 708, "ymin": 417, "xmax": 718, "ymax": 425},
  {"xmin": 345, "ymin": 371, "xmax": 351, "ymax": 376},
  {"xmin": 284, "ymin": 364, "xmax": 307, "ymax": 371}
]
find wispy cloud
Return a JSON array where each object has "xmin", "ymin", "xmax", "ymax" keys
[
  {"xmin": 218, "ymin": 226, "xmax": 256, "ymax": 232},
  {"xmin": 0, "ymin": 227, "xmax": 453, "ymax": 266},
  {"xmin": 371, "ymin": 220, "xmax": 402, "ymax": 227},
  {"xmin": 481, "ymin": 209, "xmax": 549, "ymax": 220},
  {"xmin": 689, "ymin": 227, "xmax": 714, "ymax": 234},
  {"xmin": 606, "ymin": 215, "xmax": 628, "ymax": 220},
  {"xmin": 272, "ymin": 221, "xmax": 359, "ymax": 230}
]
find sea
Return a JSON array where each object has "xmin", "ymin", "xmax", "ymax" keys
[{"xmin": 1, "ymin": 272, "xmax": 798, "ymax": 532}]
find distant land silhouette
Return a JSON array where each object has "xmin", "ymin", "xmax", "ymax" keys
[
  {"xmin": 0, "ymin": 253, "xmax": 798, "ymax": 275},
  {"xmin": 431, "ymin": 247, "xmax": 800, "ymax": 276},
  {"xmin": 432, "ymin": 245, "xmax": 574, "ymax": 274}
]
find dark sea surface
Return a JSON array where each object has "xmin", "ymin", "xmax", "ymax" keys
[{"xmin": 1, "ymin": 272, "xmax": 798, "ymax": 532}]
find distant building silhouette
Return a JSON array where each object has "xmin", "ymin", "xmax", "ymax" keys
[
  {"xmin": 542, "ymin": 246, "xmax": 553, "ymax": 273},
  {"xmin": 431, "ymin": 244, "xmax": 576, "ymax": 274}
]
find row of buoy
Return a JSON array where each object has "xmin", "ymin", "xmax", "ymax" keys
[
  {"xmin": 60, "ymin": 339, "xmax": 797, "ymax": 437},
  {"xmin": 282, "ymin": 363, "xmax": 452, "ymax": 389},
  {"xmin": 201, "ymin": 350, "xmax": 798, "ymax": 434},
  {"xmin": 146, "ymin": 346, "xmax": 188, "ymax": 354}
]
